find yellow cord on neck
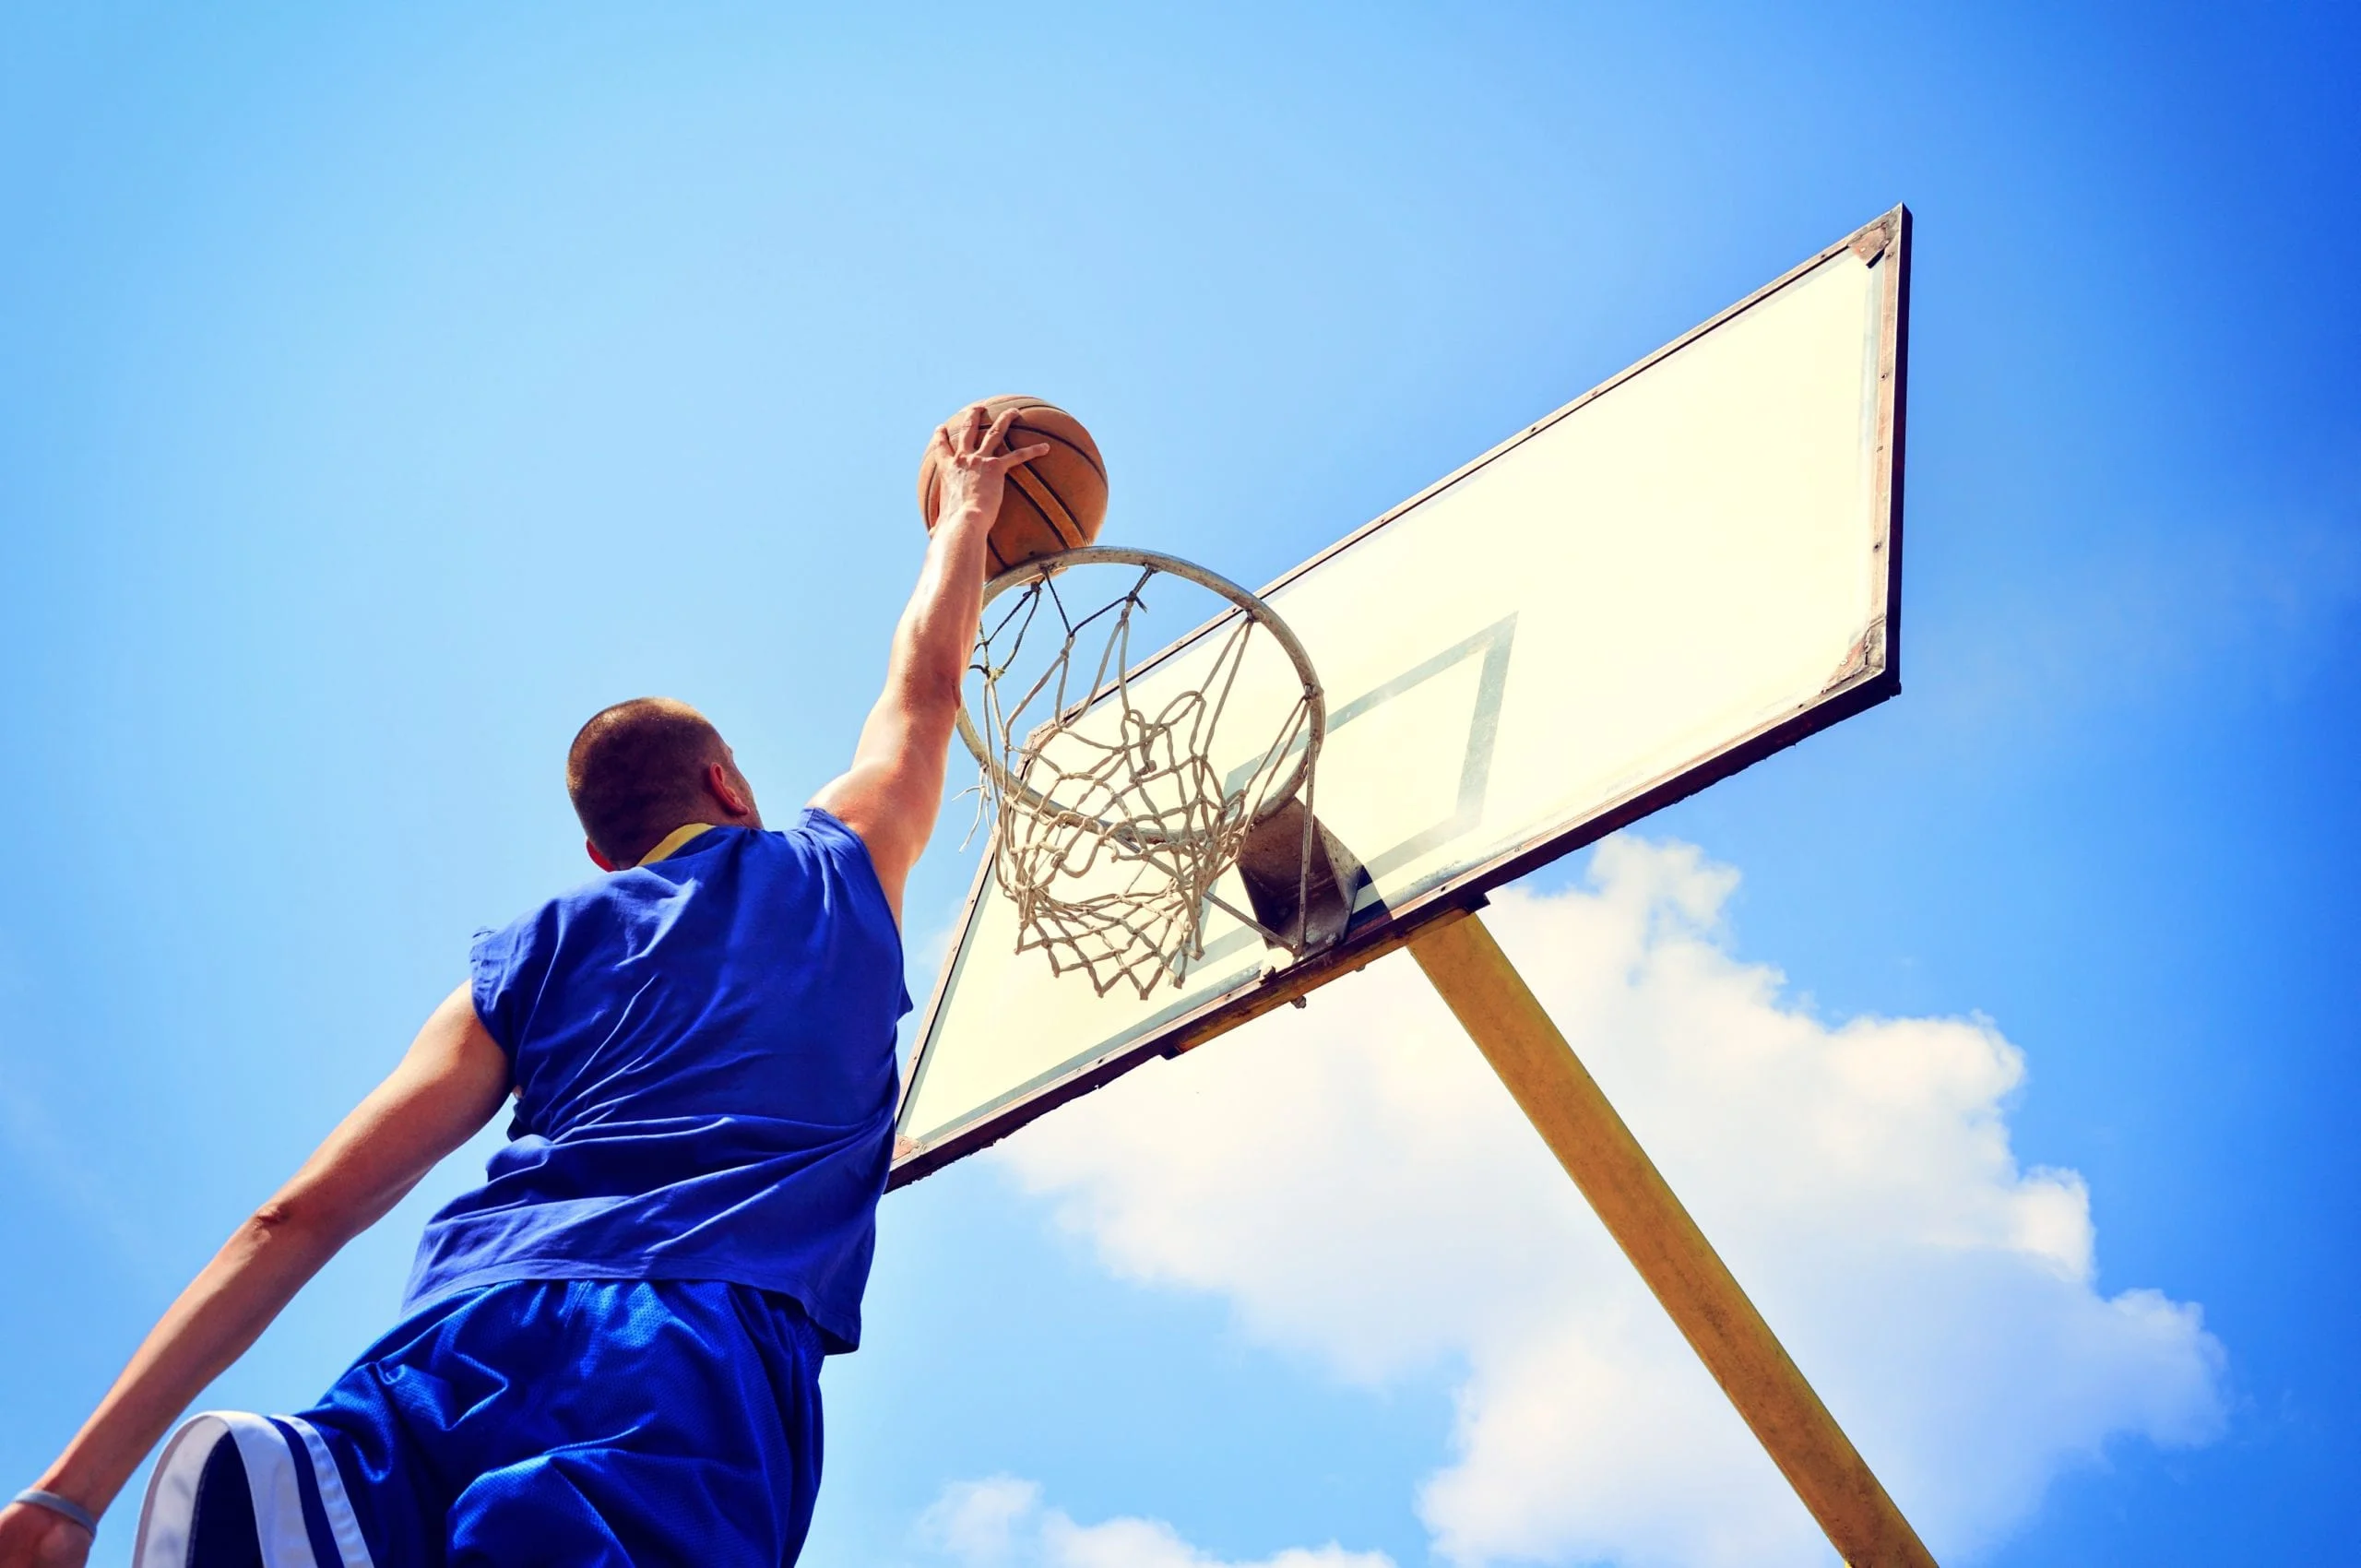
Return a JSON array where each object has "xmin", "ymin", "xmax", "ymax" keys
[{"xmin": 636, "ymin": 823, "xmax": 718, "ymax": 868}]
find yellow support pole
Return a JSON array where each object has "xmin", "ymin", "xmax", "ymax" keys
[{"xmin": 1407, "ymin": 911, "xmax": 1937, "ymax": 1568}]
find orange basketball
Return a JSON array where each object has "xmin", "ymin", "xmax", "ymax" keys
[{"xmin": 918, "ymin": 396, "xmax": 1108, "ymax": 574}]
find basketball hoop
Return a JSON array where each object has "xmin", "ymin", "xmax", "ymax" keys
[{"xmin": 958, "ymin": 546, "xmax": 1328, "ymax": 999}]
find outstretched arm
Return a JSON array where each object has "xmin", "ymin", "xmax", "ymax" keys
[
  {"xmin": 0, "ymin": 986, "xmax": 509, "ymax": 1567},
  {"xmin": 811, "ymin": 403, "xmax": 1049, "ymax": 920}
]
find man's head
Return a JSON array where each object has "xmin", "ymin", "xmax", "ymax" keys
[{"xmin": 567, "ymin": 697, "xmax": 761, "ymax": 870}]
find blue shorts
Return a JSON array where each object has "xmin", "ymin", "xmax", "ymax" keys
[{"xmin": 133, "ymin": 1280, "xmax": 825, "ymax": 1568}]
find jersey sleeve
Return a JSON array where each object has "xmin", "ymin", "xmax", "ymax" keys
[
  {"xmin": 796, "ymin": 808, "xmax": 915, "ymax": 1020},
  {"xmin": 469, "ymin": 905, "xmax": 555, "ymax": 1059}
]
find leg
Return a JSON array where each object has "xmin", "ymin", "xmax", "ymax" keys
[{"xmin": 440, "ymin": 1281, "xmax": 825, "ymax": 1568}]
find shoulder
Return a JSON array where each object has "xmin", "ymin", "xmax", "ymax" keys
[
  {"xmin": 789, "ymin": 806, "xmax": 869, "ymax": 860},
  {"xmin": 770, "ymin": 810, "xmax": 899, "ymax": 932},
  {"xmin": 474, "ymin": 861, "xmax": 642, "ymax": 954},
  {"xmin": 469, "ymin": 892, "xmax": 572, "ymax": 1055},
  {"xmin": 467, "ymin": 863, "xmax": 653, "ymax": 1015}
]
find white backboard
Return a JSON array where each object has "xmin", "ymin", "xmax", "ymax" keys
[{"xmin": 894, "ymin": 208, "xmax": 1910, "ymax": 1185}]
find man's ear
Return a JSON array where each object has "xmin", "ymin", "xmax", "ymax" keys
[
  {"xmin": 586, "ymin": 837, "xmax": 618, "ymax": 872},
  {"xmin": 706, "ymin": 761, "xmax": 754, "ymax": 820}
]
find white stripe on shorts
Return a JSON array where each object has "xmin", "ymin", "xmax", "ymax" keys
[{"xmin": 132, "ymin": 1410, "xmax": 372, "ymax": 1568}]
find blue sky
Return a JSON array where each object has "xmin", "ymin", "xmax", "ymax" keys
[{"xmin": 2, "ymin": 4, "xmax": 2355, "ymax": 1564}]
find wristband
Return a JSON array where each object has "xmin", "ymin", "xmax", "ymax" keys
[{"xmin": 10, "ymin": 1489, "xmax": 97, "ymax": 1535}]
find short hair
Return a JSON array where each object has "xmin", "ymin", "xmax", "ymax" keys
[{"xmin": 567, "ymin": 697, "xmax": 730, "ymax": 865}]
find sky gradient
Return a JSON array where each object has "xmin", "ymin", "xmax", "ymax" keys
[{"xmin": 3, "ymin": 5, "xmax": 2356, "ymax": 1564}]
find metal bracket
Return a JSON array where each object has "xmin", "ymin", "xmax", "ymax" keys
[{"xmin": 1235, "ymin": 799, "xmax": 1372, "ymax": 956}]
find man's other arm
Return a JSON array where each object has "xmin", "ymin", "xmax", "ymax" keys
[
  {"xmin": 811, "ymin": 403, "xmax": 1048, "ymax": 921},
  {"xmin": 0, "ymin": 985, "xmax": 509, "ymax": 1568}
]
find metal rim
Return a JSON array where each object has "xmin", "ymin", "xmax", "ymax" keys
[{"xmin": 957, "ymin": 545, "xmax": 1327, "ymax": 841}]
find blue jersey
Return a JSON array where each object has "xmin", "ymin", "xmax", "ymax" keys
[{"xmin": 403, "ymin": 810, "xmax": 909, "ymax": 1353}]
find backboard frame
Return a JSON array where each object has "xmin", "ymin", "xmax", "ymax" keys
[{"xmin": 889, "ymin": 205, "xmax": 1911, "ymax": 1190}]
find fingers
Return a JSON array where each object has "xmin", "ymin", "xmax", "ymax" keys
[
  {"xmin": 983, "ymin": 440, "xmax": 1054, "ymax": 472},
  {"xmin": 932, "ymin": 407, "xmax": 984, "ymax": 463},
  {"xmin": 979, "ymin": 405, "xmax": 1025, "ymax": 458},
  {"xmin": 943, "ymin": 405, "xmax": 1045, "ymax": 469}
]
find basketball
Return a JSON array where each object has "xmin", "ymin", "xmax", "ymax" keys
[{"xmin": 918, "ymin": 395, "xmax": 1108, "ymax": 574}]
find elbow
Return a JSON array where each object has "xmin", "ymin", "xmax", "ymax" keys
[
  {"xmin": 243, "ymin": 1201, "xmax": 310, "ymax": 1246},
  {"xmin": 899, "ymin": 671, "xmax": 965, "ymax": 726},
  {"xmin": 243, "ymin": 1197, "xmax": 346, "ymax": 1255},
  {"xmin": 918, "ymin": 680, "xmax": 964, "ymax": 724}
]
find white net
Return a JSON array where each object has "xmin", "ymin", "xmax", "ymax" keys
[{"xmin": 967, "ymin": 558, "xmax": 1320, "ymax": 999}]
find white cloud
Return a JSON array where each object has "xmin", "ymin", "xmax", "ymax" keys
[
  {"xmin": 991, "ymin": 837, "xmax": 2226, "ymax": 1567},
  {"xmin": 917, "ymin": 1477, "xmax": 1395, "ymax": 1568}
]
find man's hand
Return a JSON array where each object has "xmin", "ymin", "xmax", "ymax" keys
[
  {"xmin": 813, "ymin": 403, "xmax": 1050, "ymax": 918},
  {"xmin": 0, "ymin": 1502, "xmax": 91, "ymax": 1568},
  {"xmin": 929, "ymin": 403, "xmax": 1053, "ymax": 537}
]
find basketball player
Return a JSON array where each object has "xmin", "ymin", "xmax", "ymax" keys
[{"xmin": 0, "ymin": 404, "xmax": 1052, "ymax": 1568}]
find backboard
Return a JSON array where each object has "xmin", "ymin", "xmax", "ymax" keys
[{"xmin": 892, "ymin": 207, "xmax": 1911, "ymax": 1187}]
